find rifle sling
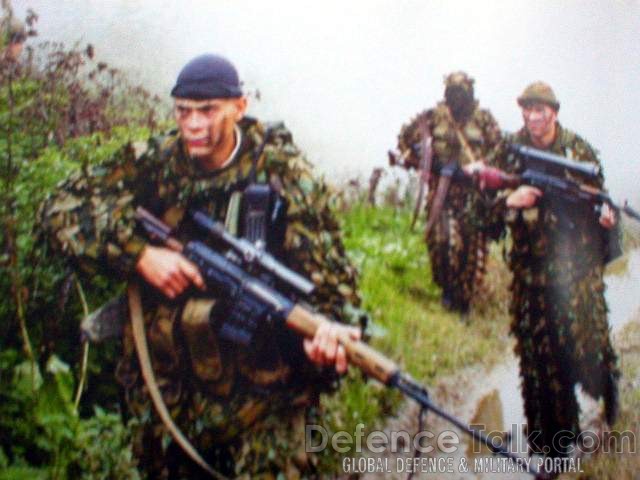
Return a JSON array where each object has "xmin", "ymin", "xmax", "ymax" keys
[
  {"xmin": 424, "ymin": 109, "xmax": 478, "ymax": 236},
  {"xmin": 410, "ymin": 117, "xmax": 433, "ymax": 231},
  {"xmin": 445, "ymin": 106, "xmax": 478, "ymax": 166},
  {"xmin": 425, "ymin": 170, "xmax": 453, "ymax": 237},
  {"xmin": 128, "ymin": 283, "xmax": 228, "ymax": 480}
]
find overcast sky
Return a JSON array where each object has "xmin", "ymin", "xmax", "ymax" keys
[{"xmin": 13, "ymin": 0, "xmax": 640, "ymax": 204}]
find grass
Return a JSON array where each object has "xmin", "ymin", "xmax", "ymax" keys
[
  {"xmin": 318, "ymin": 202, "xmax": 513, "ymax": 467},
  {"xmin": 319, "ymin": 201, "xmax": 640, "ymax": 478}
]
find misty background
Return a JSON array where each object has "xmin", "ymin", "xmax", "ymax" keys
[{"xmin": 13, "ymin": 0, "xmax": 640, "ymax": 204}]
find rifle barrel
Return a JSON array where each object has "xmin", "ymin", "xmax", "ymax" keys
[{"xmin": 510, "ymin": 144, "xmax": 600, "ymax": 179}]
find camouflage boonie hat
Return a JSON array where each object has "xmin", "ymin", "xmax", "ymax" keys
[
  {"xmin": 444, "ymin": 71, "xmax": 474, "ymax": 93},
  {"xmin": 517, "ymin": 81, "xmax": 560, "ymax": 111}
]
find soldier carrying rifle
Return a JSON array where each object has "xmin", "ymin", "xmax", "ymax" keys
[
  {"xmin": 392, "ymin": 72, "xmax": 502, "ymax": 315},
  {"xmin": 468, "ymin": 81, "xmax": 620, "ymax": 458},
  {"xmin": 40, "ymin": 53, "xmax": 363, "ymax": 479}
]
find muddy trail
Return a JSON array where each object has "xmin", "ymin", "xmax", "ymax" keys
[{"xmin": 358, "ymin": 250, "xmax": 640, "ymax": 480}]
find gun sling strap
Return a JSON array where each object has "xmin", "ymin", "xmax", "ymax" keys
[
  {"xmin": 124, "ymin": 126, "xmax": 283, "ymax": 478},
  {"xmin": 424, "ymin": 108, "xmax": 479, "ymax": 236},
  {"xmin": 410, "ymin": 117, "xmax": 433, "ymax": 231},
  {"xmin": 128, "ymin": 283, "xmax": 228, "ymax": 480}
]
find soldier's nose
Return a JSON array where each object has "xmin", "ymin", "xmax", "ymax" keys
[{"xmin": 186, "ymin": 114, "xmax": 206, "ymax": 131}]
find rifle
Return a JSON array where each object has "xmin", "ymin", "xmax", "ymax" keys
[
  {"xmin": 135, "ymin": 206, "xmax": 549, "ymax": 479},
  {"xmin": 464, "ymin": 143, "xmax": 640, "ymax": 225}
]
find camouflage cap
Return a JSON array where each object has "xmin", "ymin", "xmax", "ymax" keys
[
  {"xmin": 444, "ymin": 71, "xmax": 474, "ymax": 92},
  {"xmin": 517, "ymin": 81, "xmax": 560, "ymax": 111}
]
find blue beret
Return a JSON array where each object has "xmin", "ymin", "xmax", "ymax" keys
[{"xmin": 171, "ymin": 54, "xmax": 242, "ymax": 99}]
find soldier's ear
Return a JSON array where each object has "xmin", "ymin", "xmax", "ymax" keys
[{"xmin": 233, "ymin": 97, "xmax": 248, "ymax": 121}]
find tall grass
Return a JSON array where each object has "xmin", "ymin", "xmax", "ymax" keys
[{"xmin": 319, "ymin": 201, "xmax": 512, "ymax": 467}]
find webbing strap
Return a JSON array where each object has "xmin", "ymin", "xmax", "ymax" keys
[{"xmin": 128, "ymin": 283, "xmax": 228, "ymax": 480}]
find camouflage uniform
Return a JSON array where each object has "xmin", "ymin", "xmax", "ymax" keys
[
  {"xmin": 491, "ymin": 123, "xmax": 619, "ymax": 457},
  {"xmin": 396, "ymin": 73, "xmax": 501, "ymax": 312},
  {"xmin": 40, "ymin": 117, "xmax": 361, "ymax": 478}
]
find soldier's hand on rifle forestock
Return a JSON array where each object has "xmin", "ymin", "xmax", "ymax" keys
[
  {"xmin": 599, "ymin": 203, "xmax": 617, "ymax": 229},
  {"xmin": 303, "ymin": 322, "xmax": 362, "ymax": 374},
  {"xmin": 506, "ymin": 185, "xmax": 543, "ymax": 209},
  {"xmin": 136, "ymin": 245, "xmax": 205, "ymax": 299}
]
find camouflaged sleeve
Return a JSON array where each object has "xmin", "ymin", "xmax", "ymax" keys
[
  {"xmin": 557, "ymin": 127, "xmax": 604, "ymax": 188},
  {"xmin": 261, "ymin": 124, "xmax": 362, "ymax": 326},
  {"xmin": 482, "ymin": 137, "xmax": 514, "ymax": 241},
  {"xmin": 39, "ymin": 140, "xmax": 161, "ymax": 278},
  {"xmin": 396, "ymin": 110, "xmax": 432, "ymax": 170}
]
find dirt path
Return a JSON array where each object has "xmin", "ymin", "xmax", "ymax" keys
[{"xmin": 359, "ymin": 250, "xmax": 640, "ymax": 479}]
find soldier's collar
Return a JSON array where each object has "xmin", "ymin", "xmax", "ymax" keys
[{"xmin": 217, "ymin": 125, "xmax": 243, "ymax": 170}]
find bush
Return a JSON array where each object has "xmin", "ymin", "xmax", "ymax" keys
[{"xmin": 1, "ymin": 4, "xmax": 163, "ymax": 476}]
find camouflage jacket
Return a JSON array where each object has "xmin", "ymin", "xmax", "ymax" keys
[
  {"xmin": 397, "ymin": 102, "xmax": 501, "ymax": 218},
  {"xmin": 492, "ymin": 122, "xmax": 610, "ymax": 286},
  {"xmin": 40, "ymin": 116, "xmax": 361, "ymax": 438}
]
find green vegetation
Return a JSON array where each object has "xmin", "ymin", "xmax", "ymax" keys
[
  {"xmin": 2, "ymin": 4, "xmax": 637, "ymax": 479},
  {"xmin": 342, "ymin": 203, "xmax": 510, "ymax": 380},
  {"xmin": 318, "ymin": 202, "xmax": 512, "ymax": 468},
  {"xmin": 1, "ymin": 5, "xmax": 161, "ymax": 477}
]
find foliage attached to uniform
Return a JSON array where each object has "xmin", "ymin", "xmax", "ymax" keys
[
  {"xmin": 396, "ymin": 101, "xmax": 501, "ymax": 312},
  {"xmin": 40, "ymin": 116, "xmax": 362, "ymax": 477},
  {"xmin": 489, "ymin": 124, "xmax": 618, "ymax": 457}
]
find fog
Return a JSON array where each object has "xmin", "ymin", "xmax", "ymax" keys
[{"xmin": 13, "ymin": 0, "xmax": 640, "ymax": 204}]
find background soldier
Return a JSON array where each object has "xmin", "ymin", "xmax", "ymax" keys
[
  {"xmin": 40, "ymin": 54, "xmax": 362, "ymax": 478},
  {"xmin": 489, "ymin": 81, "xmax": 619, "ymax": 457},
  {"xmin": 395, "ymin": 72, "xmax": 501, "ymax": 313}
]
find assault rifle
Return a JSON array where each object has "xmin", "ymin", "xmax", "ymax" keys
[
  {"xmin": 135, "ymin": 206, "xmax": 549, "ymax": 479},
  {"xmin": 468, "ymin": 143, "xmax": 640, "ymax": 223}
]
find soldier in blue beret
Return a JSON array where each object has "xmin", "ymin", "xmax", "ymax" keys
[{"xmin": 41, "ymin": 53, "xmax": 363, "ymax": 478}]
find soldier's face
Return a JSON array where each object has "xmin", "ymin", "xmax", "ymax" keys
[
  {"xmin": 174, "ymin": 97, "xmax": 247, "ymax": 159},
  {"xmin": 521, "ymin": 103, "xmax": 557, "ymax": 145}
]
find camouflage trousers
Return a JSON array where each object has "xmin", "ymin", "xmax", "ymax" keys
[
  {"xmin": 127, "ymin": 399, "xmax": 318, "ymax": 479},
  {"xmin": 510, "ymin": 266, "xmax": 618, "ymax": 457},
  {"xmin": 114, "ymin": 296, "xmax": 324, "ymax": 479},
  {"xmin": 426, "ymin": 208, "xmax": 487, "ymax": 313}
]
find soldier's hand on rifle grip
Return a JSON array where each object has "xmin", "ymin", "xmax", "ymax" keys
[
  {"xmin": 599, "ymin": 203, "xmax": 616, "ymax": 229},
  {"xmin": 136, "ymin": 245, "xmax": 205, "ymax": 299},
  {"xmin": 506, "ymin": 185, "xmax": 543, "ymax": 209},
  {"xmin": 303, "ymin": 322, "xmax": 362, "ymax": 374}
]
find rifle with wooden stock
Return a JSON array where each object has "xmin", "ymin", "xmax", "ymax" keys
[{"xmin": 134, "ymin": 206, "xmax": 549, "ymax": 479}]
